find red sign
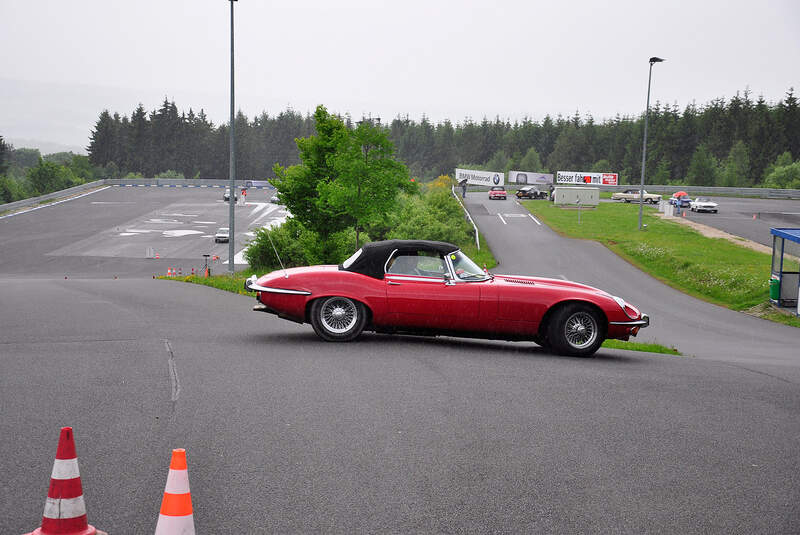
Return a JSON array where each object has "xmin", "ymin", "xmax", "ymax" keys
[{"xmin": 601, "ymin": 173, "xmax": 618, "ymax": 185}]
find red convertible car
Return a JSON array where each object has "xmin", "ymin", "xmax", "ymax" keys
[{"xmin": 245, "ymin": 240, "xmax": 649, "ymax": 357}]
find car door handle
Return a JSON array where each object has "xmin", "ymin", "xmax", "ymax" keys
[{"xmin": 387, "ymin": 281, "xmax": 402, "ymax": 285}]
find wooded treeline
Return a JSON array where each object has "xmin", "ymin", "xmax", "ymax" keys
[{"xmin": 84, "ymin": 89, "xmax": 799, "ymax": 188}]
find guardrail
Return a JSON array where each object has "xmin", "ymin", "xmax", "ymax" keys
[
  {"xmin": 452, "ymin": 185, "xmax": 480, "ymax": 250},
  {"xmin": 0, "ymin": 180, "xmax": 107, "ymax": 213}
]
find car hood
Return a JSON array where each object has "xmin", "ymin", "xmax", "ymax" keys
[{"xmin": 495, "ymin": 274, "xmax": 605, "ymax": 294}]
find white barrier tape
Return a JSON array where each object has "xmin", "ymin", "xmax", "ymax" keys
[
  {"xmin": 50, "ymin": 458, "xmax": 80, "ymax": 480},
  {"xmin": 43, "ymin": 495, "xmax": 86, "ymax": 519}
]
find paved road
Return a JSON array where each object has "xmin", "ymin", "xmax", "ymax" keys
[
  {"xmin": 606, "ymin": 195, "xmax": 800, "ymax": 247},
  {"xmin": 1, "ymin": 188, "xmax": 799, "ymax": 533}
]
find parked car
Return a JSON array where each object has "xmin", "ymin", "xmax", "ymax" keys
[
  {"xmin": 223, "ymin": 189, "xmax": 238, "ymax": 202},
  {"xmin": 690, "ymin": 197, "xmax": 719, "ymax": 213},
  {"xmin": 611, "ymin": 189, "xmax": 661, "ymax": 204},
  {"xmin": 489, "ymin": 186, "xmax": 507, "ymax": 200},
  {"xmin": 214, "ymin": 227, "xmax": 230, "ymax": 243},
  {"xmin": 516, "ymin": 185, "xmax": 548, "ymax": 199},
  {"xmin": 245, "ymin": 240, "xmax": 649, "ymax": 357},
  {"xmin": 669, "ymin": 195, "xmax": 691, "ymax": 207}
]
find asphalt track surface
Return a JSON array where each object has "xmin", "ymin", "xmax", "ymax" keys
[
  {"xmin": 1, "ymin": 187, "xmax": 799, "ymax": 533},
  {"xmin": 626, "ymin": 195, "xmax": 800, "ymax": 247}
]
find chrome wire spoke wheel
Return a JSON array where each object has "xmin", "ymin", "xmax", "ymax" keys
[
  {"xmin": 320, "ymin": 297, "xmax": 358, "ymax": 334},
  {"xmin": 563, "ymin": 311, "xmax": 598, "ymax": 350}
]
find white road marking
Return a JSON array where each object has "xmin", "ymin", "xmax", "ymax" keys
[
  {"xmin": 498, "ymin": 214, "xmax": 507, "ymax": 225},
  {"xmin": 503, "ymin": 213, "xmax": 527, "ymax": 218},
  {"xmin": 162, "ymin": 213, "xmax": 199, "ymax": 217},
  {"xmin": 0, "ymin": 186, "xmax": 111, "ymax": 220},
  {"xmin": 193, "ymin": 220, "xmax": 217, "ymax": 224},
  {"xmin": 162, "ymin": 230, "xmax": 204, "ymax": 238},
  {"xmin": 528, "ymin": 214, "xmax": 542, "ymax": 225},
  {"xmin": 91, "ymin": 201, "xmax": 135, "ymax": 204}
]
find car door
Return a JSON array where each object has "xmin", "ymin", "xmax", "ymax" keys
[{"xmin": 385, "ymin": 251, "xmax": 481, "ymax": 331}]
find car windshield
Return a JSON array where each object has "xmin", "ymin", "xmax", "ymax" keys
[
  {"xmin": 491, "ymin": 186, "xmax": 504, "ymax": 191},
  {"xmin": 449, "ymin": 251, "xmax": 488, "ymax": 281},
  {"xmin": 697, "ymin": 197, "xmax": 711, "ymax": 202}
]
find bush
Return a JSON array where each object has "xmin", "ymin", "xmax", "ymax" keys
[
  {"xmin": 244, "ymin": 219, "xmax": 363, "ymax": 271},
  {"xmin": 155, "ymin": 169, "xmax": 184, "ymax": 179}
]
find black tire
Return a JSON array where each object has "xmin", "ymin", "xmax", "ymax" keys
[
  {"xmin": 546, "ymin": 303, "xmax": 606, "ymax": 357},
  {"xmin": 310, "ymin": 296, "xmax": 367, "ymax": 342}
]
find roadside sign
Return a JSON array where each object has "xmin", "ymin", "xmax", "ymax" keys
[
  {"xmin": 557, "ymin": 171, "xmax": 618, "ymax": 185},
  {"xmin": 455, "ymin": 168, "xmax": 505, "ymax": 187}
]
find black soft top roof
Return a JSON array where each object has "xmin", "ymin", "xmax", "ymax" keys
[{"xmin": 340, "ymin": 239, "xmax": 459, "ymax": 280}]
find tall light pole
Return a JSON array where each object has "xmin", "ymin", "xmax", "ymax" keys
[
  {"xmin": 638, "ymin": 56, "xmax": 664, "ymax": 230},
  {"xmin": 228, "ymin": 0, "xmax": 237, "ymax": 273}
]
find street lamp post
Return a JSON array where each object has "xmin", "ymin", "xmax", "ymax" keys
[
  {"xmin": 227, "ymin": 0, "xmax": 237, "ymax": 273},
  {"xmin": 638, "ymin": 56, "xmax": 664, "ymax": 230}
]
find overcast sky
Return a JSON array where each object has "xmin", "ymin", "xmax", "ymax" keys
[{"xmin": 1, "ymin": 0, "xmax": 798, "ymax": 153}]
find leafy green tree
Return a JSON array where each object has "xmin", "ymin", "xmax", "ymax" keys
[
  {"xmin": 763, "ymin": 160, "xmax": 800, "ymax": 189},
  {"xmin": 27, "ymin": 160, "xmax": 81, "ymax": 195},
  {"xmin": 484, "ymin": 150, "xmax": 511, "ymax": 174},
  {"xmin": 0, "ymin": 176, "xmax": 25, "ymax": 203},
  {"xmin": 719, "ymin": 140, "xmax": 751, "ymax": 187},
  {"xmin": 518, "ymin": 147, "xmax": 545, "ymax": 172},
  {"xmin": 686, "ymin": 144, "xmax": 718, "ymax": 186},
  {"xmin": 320, "ymin": 117, "xmax": 414, "ymax": 248},
  {"xmin": 590, "ymin": 159, "xmax": 612, "ymax": 173},
  {"xmin": 69, "ymin": 155, "xmax": 97, "ymax": 182},
  {"xmin": 10, "ymin": 147, "xmax": 41, "ymax": 169},
  {"xmin": 273, "ymin": 106, "xmax": 351, "ymax": 252}
]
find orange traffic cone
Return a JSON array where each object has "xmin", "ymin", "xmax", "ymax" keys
[
  {"xmin": 24, "ymin": 427, "xmax": 107, "ymax": 535},
  {"xmin": 155, "ymin": 253, "xmax": 160, "ymax": 259},
  {"xmin": 682, "ymin": 210, "xmax": 686, "ymax": 217},
  {"xmin": 154, "ymin": 449, "xmax": 195, "ymax": 535}
]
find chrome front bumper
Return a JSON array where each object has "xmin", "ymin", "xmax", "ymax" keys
[{"xmin": 609, "ymin": 314, "xmax": 649, "ymax": 328}]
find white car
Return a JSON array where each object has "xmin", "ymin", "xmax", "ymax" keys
[
  {"xmin": 690, "ymin": 197, "xmax": 718, "ymax": 213},
  {"xmin": 215, "ymin": 227, "xmax": 230, "ymax": 243}
]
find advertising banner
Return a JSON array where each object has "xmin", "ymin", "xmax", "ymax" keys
[
  {"xmin": 508, "ymin": 171, "xmax": 554, "ymax": 185},
  {"xmin": 455, "ymin": 168, "xmax": 505, "ymax": 187},
  {"xmin": 556, "ymin": 171, "xmax": 618, "ymax": 185}
]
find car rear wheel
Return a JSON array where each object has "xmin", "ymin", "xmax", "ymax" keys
[
  {"xmin": 310, "ymin": 296, "xmax": 367, "ymax": 342},
  {"xmin": 546, "ymin": 303, "xmax": 605, "ymax": 357}
]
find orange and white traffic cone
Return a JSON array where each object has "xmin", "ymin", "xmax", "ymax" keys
[
  {"xmin": 154, "ymin": 449, "xmax": 195, "ymax": 535},
  {"xmin": 24, "ymin": 427, "xmax": 107, "ymax": 535}
]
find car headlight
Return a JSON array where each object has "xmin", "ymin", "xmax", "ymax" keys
[{"xmin": 611, "ymin": 295, "xmax": 639, "ymax": 319}]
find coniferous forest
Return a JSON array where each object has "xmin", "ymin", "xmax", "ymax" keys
[
  {"xmin": 85, "ymin": 89, "xmax": 800, "ymax": 188},
  {"xmin": 2, "ymin": 88, "xmax": 800, "ymax": 206}
]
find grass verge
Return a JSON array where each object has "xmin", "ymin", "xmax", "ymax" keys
[
  {"xmin": 521, "ymin": 199, "xmax": 798, "ymax": 326},
  {"xmin": 601, "ymin": 339, "xmax": 681, "ymax": 355}
]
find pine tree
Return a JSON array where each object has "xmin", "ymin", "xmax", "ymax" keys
[
  {"xmin": 720, "ymin": 140, "xmax": 751, "ymax": 187},
  {"xmin": 686, "ymin": 144, "xmax": 718, "ymax": 186}
]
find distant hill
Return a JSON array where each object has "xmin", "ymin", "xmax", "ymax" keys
[{"xmin": 7, "ymin": 138, "xmax": 86, "ymax": 156}]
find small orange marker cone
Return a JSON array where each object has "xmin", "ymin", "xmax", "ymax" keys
[
  {"xmin": 24, "ymin": 427, "xmax": 107, "ymax": 535},
  {"xmin": 753, "ymin": 213, "xmax": 757, "ymax": 220},
  {"xmin": 155, "ymin": 253, "xmax": 160, "ymax": 259},
  {"xmin": 682, "ymin": 210, "xmax": 686, "ymax": 217},
  {"xmin": 154, "ymin": 449, "xmax": 195, "ymax": 535}
]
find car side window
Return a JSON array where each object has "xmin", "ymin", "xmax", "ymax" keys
[{"xmin": 387, "ymin": 251, "xmax": 447, "ymax": 277}]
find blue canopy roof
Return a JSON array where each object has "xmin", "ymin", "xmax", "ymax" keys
[{"xmin": 771, "ymin": 228, "xmax": 800, "ymax": 243}]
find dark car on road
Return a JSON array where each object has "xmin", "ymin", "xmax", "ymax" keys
[{"xmin": 516, "ymin": 186, "xmax": 548, "ymax": 199}]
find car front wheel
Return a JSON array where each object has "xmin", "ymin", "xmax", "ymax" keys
[
  {"xmin": 546, "ymin": 303, "xmax": 605, "ymax": 357},
  {"xmin": 310, "ymin": 296, "xmax": 367, "ymax": 342}
]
